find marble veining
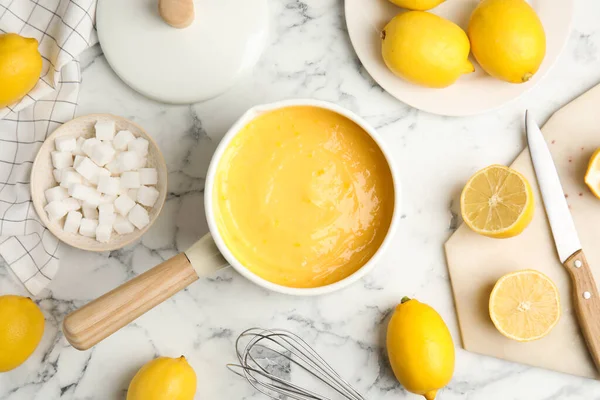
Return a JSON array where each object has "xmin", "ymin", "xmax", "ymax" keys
[{"xmin": 2, "ymin": 0, "xmax": 600, "ymax": 398}]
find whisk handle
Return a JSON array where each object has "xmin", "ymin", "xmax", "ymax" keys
[{"xmin": 63, "ymin": 253, "xmax": 198, "ymax": 350}]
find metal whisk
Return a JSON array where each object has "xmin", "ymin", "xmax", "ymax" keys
[{"xmin": 227, "ymin": 328, "xmax": 366, "ymax": 400}]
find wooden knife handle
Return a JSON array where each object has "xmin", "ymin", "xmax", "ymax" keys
[
  {"xmin": 63, "ymin": 253, "xmax": 198, "ymax": 350},
  {"xmin": 564, "ymin": 250, "xmax": 600, "ymax": 371}
]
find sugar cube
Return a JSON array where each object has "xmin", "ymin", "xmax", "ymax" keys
[
  {"xmin": 64, "ymin": 211, "xmax": 82, "ymax": 233},
  {"xmin": 113, "ymin": 130, "xmax": 135, "ymax": 151},
  {"xmin": 94, "ymin": 167, "xmax": 111, "ymax": 183},
  {"xmin": 51, "ymin": 151, "xmax": 73, "ymax": 169},
  {"xmin": 82, "ymin": 200, "xmax": 97, "ymax": 208},
  {"xmin": 69, "ymin": 183, "xmax": 92, "ymax": 200},
  {"xmin": 91, "ymin": 142, "xmax": 116, "ymax": 166},
  {"xmin": 136, "ymin": 157, "xmax": 147, "ymax": 170},
  {"xmin": 120, "ymin": 171, "xmax": 140, "ymax": 189},
  {"xmin": 69, "ymin": 184, "xmax": 101, "ymax": 206},
  {"xmin": 62, "ymin": 197, "xmax": 81, "ymax": 212},
  {"xmin": 73, "ymin": 137, "xmax": 85, "ymax": 156},
  {"xmin": 45, "ymin": 200, "xmax": 68, "ymax": 221},
  {"xmin": 86, "ymin": 191, "xmax": 102, "ymax": 207},
  {"xmin": 82, "ymin": 179, "xmax": 95, "ymax": 187},
  {"xmin": 53, "ymin": 169, "xmax": 63, "ymax": 183},
  {"xmin": 116, "ymin": 151, "xmax": 139, "ymax": 172},
  {"xmin": 60, "ymin": 170, "xmax": 83, "ymax": 189},
  {"xmin": 99, "ymin": 203, "xmax": 114, "ymax": 217},
  {"xmin": 82, "ymin": 205, "xmax": 99, "ymax": 219},
  {"xmin": 79, "ymin": 218, "xmax": 98, "ymax": 237},
  {"xmin": 128, "ymin": 137, "xmax": 149, "ymax": 157},
  {"xmin": 99, "ymin": 214, "xmax": 116, "ymax": 227},
  {"xmin": 138, "ymin": 168, "xmax": 158, "ymax": 185},
  {"xmin": 75, "ymin": 157, "xmax": 100, "ymax": 182},
  {"xmin": 137, "ymin": 185, "xmax": 160, "ymax": 207},
  {"xmin": 114, "ymin": 195, "xmax": 136, "ymax": 216},
  {"xmin": 96, "ymin": 224, "xmax": 112, "ymax": 243},
  {"xmin": 127, "ymin": 189, "xmax": 138, "ymax": 201},
  {"xmin": 55, "ymin": 136, "xmax": 76, "ymax": 152},
  {"xmin": 55, "ymin": 167, "xmax": 75, "ymax": 183},
  {"xmin": 113, "ymin": 215, "xmax": 135, "ymax": 234},
  {"xmin": 100, "ymin": 194, "xmax": 117, "ymax": 204},
  {"xmin": 95, "ymin": 120, "xmax": 116, "ymax": 141},
  {"xmin": 128, "ymin": 204, "xmax": 150, "ymax": 229},
  {"xmin": 105, "ymin": 160, "xmax": 121, "ymax": 175},
  {"xmin": 45, "ymin": 186, "xmax": 68, "ymax": 203},
  {"xmin": 97, "ymin": 176, "xmax": 120, "ymax": 196},
  {"xmin": 82, "ymin": 138, "xmax": 101, "ymax": 157},
  {"xmin": 73, "ymin": 155, "xmax": 85, "ymax": 168}
]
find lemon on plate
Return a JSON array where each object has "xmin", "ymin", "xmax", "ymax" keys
[
  {"xmin": 0, "ymin": 295, "xmax": 45, "ymax": 372},
  {"xmin": 584, "ymin": 148, "xmax": 600, "ymax": 198},
  {"xmin": 127, "ymin": 356, "xmax": 197, "ymax": 400},
  {"xmin": 468, "ymin": 0, "xmax": 546, "ymax": 84},
  {"xmin": 381, "ymin": 11, "xmax": 474, "ymax": 88},
  {"xmin": 0, "ymin": 33, "xmax": 43, "ymax": 108},
  {"xmin": 387, "ymin": 297, "xmax": 454, "ymax": 400},
  {"xmin": 461, "ymin": 165, "xmax": 534, "ymax": 238},
  {"xmin": 489, "ymin": 270, "xmax": 560, "ymax": 342},
  {"xmin": 386, "ymin": 0, "xmax": 445, "ymax": 11}
]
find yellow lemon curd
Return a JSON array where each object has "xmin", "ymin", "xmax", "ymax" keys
[{"xmin": 213, "ymin": 106, "xmax": 394, "ymax": 288}]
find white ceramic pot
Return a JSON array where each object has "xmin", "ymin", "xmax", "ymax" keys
[
  {"xmin": 206, "ymin": 99, "xmax": 401, "ymax": 296},
  {"xmin": 63, "ymin": 99, "xmax": 401, "ymax": 350}
]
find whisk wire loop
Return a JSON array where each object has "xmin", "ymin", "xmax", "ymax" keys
[{"xmin": 229, "ymin": 328, "xmax": 366, "ymax": 400}]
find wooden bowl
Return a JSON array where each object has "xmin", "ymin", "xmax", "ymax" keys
[{"xmin": 31, "ymin": 114, "xmax": 168, "ymax": 252}]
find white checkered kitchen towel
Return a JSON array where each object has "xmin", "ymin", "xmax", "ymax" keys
[{"xmin": 0, "ymin": 0, "xmax": 97, "ymax": 295}]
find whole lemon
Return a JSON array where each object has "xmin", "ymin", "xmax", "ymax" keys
[
  {"xmin": 0, "ymin": 33, "xmax": 43, "ymax": 108},
  {"xmin": 387, "ymin": 297, "xmax": 455, "ymax": 400},
  {"xmin": 386, "ymin": 0, "xmax": 445, "ymax": 11},
  {"xmin": 127, "ymin": 356, "xmax": 197, "ymax": 400},
  {"xmin": 468, "ymin": 0, "xmax": 546, "ymax": 83},
  {"xmin": 381, "ymin": 11, "xmax": 474, "ymax": 88},
  {"xmin": 0, "ymin": 295, "xmax": 45, "ymax": 372}
]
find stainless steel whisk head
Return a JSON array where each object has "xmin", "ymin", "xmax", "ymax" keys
[{"xmin": 227, "ymin": 328, "xmax": 366, "ymax": 400}]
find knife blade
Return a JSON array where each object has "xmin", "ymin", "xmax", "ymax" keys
[
  {"xmin": 525, "ymin": 111, "xmax": 581, "ymax": 263},
  {"xmin": 526, "ymin": 110, "xmax": 600, "ymax": 373}
]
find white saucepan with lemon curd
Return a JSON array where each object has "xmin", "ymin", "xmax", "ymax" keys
[{"xmin": 63, "ymin": 99, "xmax": 401, "ymax": 350}]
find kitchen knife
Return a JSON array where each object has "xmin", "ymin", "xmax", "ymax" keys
[{"xmin": 526, "ymin": 111, "xmax": 600, "ymax": 371}]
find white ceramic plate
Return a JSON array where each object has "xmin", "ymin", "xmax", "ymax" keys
[
  {"xmin": 31, "ymin": 114, "xmax": 168, "ymax": 252},
  {"xmin": 345, "ymin": 0, "xmax": 574, "ymax": 116}
]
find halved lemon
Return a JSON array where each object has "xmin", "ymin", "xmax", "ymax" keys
[
  {"xmin": 489, "ymin": 270, "xmax": 560, "ymax": 342},
  {"xmin": 460, "ymin": 165, "xmax": 534, "ymax": 238},
  {"xmin": 584, "ymin": 148, "xmax": 600, "ymax": 199}
]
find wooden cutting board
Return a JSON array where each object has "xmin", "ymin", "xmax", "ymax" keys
[{"xmin": 445, "ymin": 83, "xmax": 600, "ymax": 380}]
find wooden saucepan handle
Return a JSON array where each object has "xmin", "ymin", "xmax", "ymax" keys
[
  {"xmin": 63, "ymin": 253, "xmax": 198, "ymax": 350},
  {"xmin": 564, "ymin": 250, "xmax": 600, "ymax": 372}
]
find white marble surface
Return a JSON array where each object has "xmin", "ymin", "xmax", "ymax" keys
[{"xmin": 2, "ymin": 0, "xmax": 600, "ymax": 399}]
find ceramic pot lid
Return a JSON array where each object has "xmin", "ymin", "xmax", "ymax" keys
[{"xmin": 96, "ymin": 0, "xmax": 269, "ymax": 104}]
